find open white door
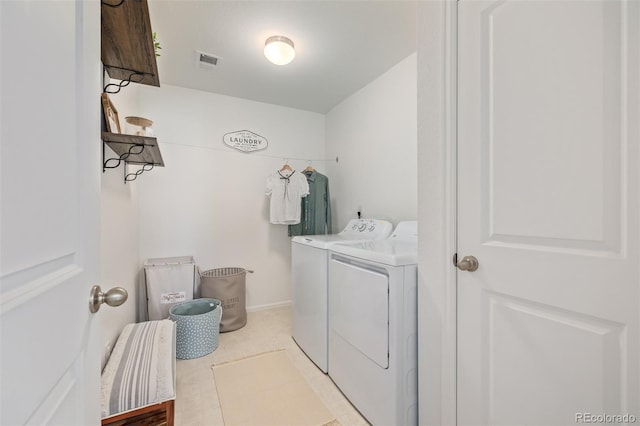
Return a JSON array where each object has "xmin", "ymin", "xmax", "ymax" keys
[
  {"xmin": 1, "ymin": 1, "xmax": 102, "ymax": 424},
  {"xmin": 457, "ymin": 0, "xmax": 639, "ymax": 424}
]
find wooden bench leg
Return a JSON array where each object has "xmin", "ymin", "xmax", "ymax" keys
[
  {"xmin": 165, "ymin": 400, "xmax": 174, "ymax": 426},
  {"xmin": 101, "ymin": 400, "xmax": 175, "ymax": 426}
]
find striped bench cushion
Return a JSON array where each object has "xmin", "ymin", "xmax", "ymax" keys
[{"xmin": 101, "ymin": 320, "xmax": 176, "ymax": 418}]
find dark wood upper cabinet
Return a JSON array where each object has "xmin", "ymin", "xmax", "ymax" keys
[{"xmin": 101, "ymin": 0, "xmax": 160, "ymax": 87}]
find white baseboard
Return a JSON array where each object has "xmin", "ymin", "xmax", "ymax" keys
[{"xmin": 246, "ymin": 300, "xmax": 292, "ymax": 312}]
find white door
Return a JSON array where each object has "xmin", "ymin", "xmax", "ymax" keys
[
  {"xmin": 1, "ymin": 1, "xmax": 102, "ymax": 424},
  {"xmin": 457, "ymin": 1, "xmax": 639, "ymax": 424}
]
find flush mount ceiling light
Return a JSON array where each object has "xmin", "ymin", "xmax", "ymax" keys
[{"xmin": 264, "ymin": 35, "xmax": 295, "ymax": 65}]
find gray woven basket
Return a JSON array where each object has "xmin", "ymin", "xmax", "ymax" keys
[
  {"xmin": 200, "ymin": 268, "xmax": 251, "ymax": 332},
  {"xmin": 202, "ymin": 267, "xmax": 247, "ymax": 277},
  {"xmin": 169, "ymin": 298, "xmax": 221, "ymax": 359}
]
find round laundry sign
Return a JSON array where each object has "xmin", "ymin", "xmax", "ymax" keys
[{"xmin": 223, "ymin": 130, "xmax": 268, "ymax": 153}]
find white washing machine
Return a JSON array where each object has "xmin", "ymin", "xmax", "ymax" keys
[
  {"xmin": 291, "ymin": 219, "xmax": 393, "ymax": 373},
  {"xmin": 328, "ymin": 221, "xmax": 418, "ymax": 426}
]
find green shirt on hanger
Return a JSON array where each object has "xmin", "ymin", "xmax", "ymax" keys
[{"xmin": 288, "ymin": 170, "xmax": 332, "ymax": 236}]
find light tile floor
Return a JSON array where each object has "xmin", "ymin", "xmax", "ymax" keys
[{"xmin": 175, "ymin": 306, "xmax": 369, "ymax": 426}]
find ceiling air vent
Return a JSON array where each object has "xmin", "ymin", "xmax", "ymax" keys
[{"xmin": 196, "ymin": 50, "xmax": 220, "ymax": 69}]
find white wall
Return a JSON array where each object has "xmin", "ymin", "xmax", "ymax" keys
[
  {"xmin": 99, "ymin": 52, "xmax": 417, "ymax": 321},
  {"xmin": 133, "ymin": 84, "xmax": 326, "ymax": 310},
  {"xmin": 99, "ymin": 86, "xmax": 143, "ymax": 365},
  {"xmin": 326, "ymin": 53, "xmax": 418, "ymax": 230}
]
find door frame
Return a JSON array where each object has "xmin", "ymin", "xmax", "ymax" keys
[{"xmin": 417, "ymin": 0, "xmax": 457, "ymax": 425}]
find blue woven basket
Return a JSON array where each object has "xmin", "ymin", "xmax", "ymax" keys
[{"xmin": 169, "ymin": 298, "xmax": 221, "ymax": 359}]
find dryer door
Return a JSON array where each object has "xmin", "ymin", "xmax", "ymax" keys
[
  {"xmin": 329, "ymin": 255, "xmax": 389, "ymax": 368},
  {"xmin": 291, "ymin": 242, "xmax": 329, "ymax": 372}
]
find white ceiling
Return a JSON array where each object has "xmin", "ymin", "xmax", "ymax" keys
[{"xmin": 148, "ymin": 0, "xmax": 417, "ymax": 114}]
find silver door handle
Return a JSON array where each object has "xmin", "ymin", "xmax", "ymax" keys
[
  {"xmin": 89, "ymin": 285, "xmax": 128, "ymax": 313},
  {"xmin": 456, "ymin": 255, "xmax": 479, "ymax": 272}
]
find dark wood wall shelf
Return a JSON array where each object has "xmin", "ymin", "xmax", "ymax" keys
[
  {"xmin": 102, "ymin": 132, "xmax": 164, "ymax": 166},
  {"xmin": 101, "ymin": 0, "xmax": 160, "ymax": 89},
  {"xmin": 101, "ymin": 0, "xmax": 164, "ymax": 183},
  {"xmin": 102, "ymin": 132, "xmax": 164, "ymax": 182},
  {"xmin": 101, "ymin": 0, "xmax": 164, "ymax": 182}
]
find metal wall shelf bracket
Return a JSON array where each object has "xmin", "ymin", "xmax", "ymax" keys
[
  {"xmin": 103, "ymin": 143, "xmax": 145, "ymax": 171},
  {"xmin": 125, "ymin": 163, "xmax": 155, "ymax": 183},
  {"xmin": 103, "ymin": 70, "xmax": 146, "ymax": 94},
  {"xmin": 101, "ymin": 0, "xmax": 126, "ymax": 8}
]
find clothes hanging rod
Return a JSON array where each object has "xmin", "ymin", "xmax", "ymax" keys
[{"xmin": 274, "ymin": 155, "xmax": 339, "ymax": 163}]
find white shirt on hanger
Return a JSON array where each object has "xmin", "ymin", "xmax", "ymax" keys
[{"xmin": 265, "ymin": 169, "xmax": 309, "ymax": 224}]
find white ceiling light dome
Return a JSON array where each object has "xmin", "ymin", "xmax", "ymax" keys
[{"xmin": 264, "ymin": 35, "xmax": 296, "ymax": 65}]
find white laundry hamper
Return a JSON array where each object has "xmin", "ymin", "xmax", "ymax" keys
[{"xmin": 144, "ymin": 256, "xmax": 198, "ymax": 320}]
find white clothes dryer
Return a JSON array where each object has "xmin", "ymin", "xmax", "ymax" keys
[
  {"xmin": 328, "ymin": 221, "xmax": 418, "ymax": 426},
  {"xmin": 291, "ymin": 219, "xmax": 393, "ymax": 373}
]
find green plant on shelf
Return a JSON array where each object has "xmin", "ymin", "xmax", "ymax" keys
[{"xmin": 153, "ymin": 32, "xmax": 162, "ymax": 57}]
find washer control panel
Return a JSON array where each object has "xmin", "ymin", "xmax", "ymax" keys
[{"xmin": 340, "ymin": 219, "xmax": 393, "ymax": 239}]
